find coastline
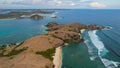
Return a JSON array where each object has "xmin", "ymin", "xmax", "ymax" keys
[
  {"xmin": 0, "ymin": 18, "xmax": 16, "ymax": 20},
  {"xmin": 0, "ymin": 22, "xmax": 105, "ymax": 68},
  {"xmin": 53, "ymin": 46, "xmax": 62, "ymax": 68},
  {"xmin": 81, "ymin": 29, "xmax": 86, "ymax": 33},
  {"xmin": 53, "ymin": 29, "xmax": 86, "ymax": 68}
]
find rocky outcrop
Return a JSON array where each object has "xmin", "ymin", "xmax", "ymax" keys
[
  {"xmin": 46, "ymin": 22, "xmax": 105, "ymax": 32},
  {"xmin": 46, "ymin": 22, "xmax": 86, "ymax": 44},
  {"xmin": 87, "ymin": 24, "xmax": 105, "ymax": 30},
  {"xmin": 30, "ymin": 14, "xmax": 44, "ymax": 20},
  {"xmin": 49, "ymin": 30, "xmax": 82, "ymax": 43},
  {"xmin": 46, "ymin": 22, "xmax": 59, "ymax": 28},
  {"xmin": 46, "ymin": 22, "xmax": 105, "ymax": 44}
]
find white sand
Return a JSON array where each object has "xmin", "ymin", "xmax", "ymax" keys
[
  {"xmin": 81, "ymin": 29, "xmax": 86, "ymax": 33},
  {"xmin": 64, "ymin": 43, "xmax": 69, "ymax": 46},
  {"xmin": 53, "ymin": 46, "xmax": 62, "ymax": 68},
  {"xmin": 80, "ymin": 29, "xmax": 86, "ymax": 39}
]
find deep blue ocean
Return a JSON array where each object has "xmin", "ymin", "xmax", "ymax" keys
[{"xmin": 0, "ymin": 9, "xmax": 120, "ymax": 68}]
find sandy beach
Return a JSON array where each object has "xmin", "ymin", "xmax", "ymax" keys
[
  {"xmin": 81, "ymin": 29, "xmax": 86, "ymax": 33},
  {"xmin": 53, "ymin": 29, "xmax": 86, "ymax": 68},
  {"xmin": 53, "ymin": 46, "xmax": 62, "ymax": 68}
]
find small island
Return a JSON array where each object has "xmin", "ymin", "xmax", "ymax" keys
[
  {"xmin": 30, "ymin": 14, "xmax": 45, "ymax": 20},
  {"xmin": 0, "ymin": 10, "xmax": 55, "ymax": 20},
  {"xmin": 0, "ymin": 22, "xmax": 104, "ymax": 68}
]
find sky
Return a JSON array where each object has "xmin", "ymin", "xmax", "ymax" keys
[{"xmin": 0, "ymin": 0, "xmax": 120, "ymax": 9}]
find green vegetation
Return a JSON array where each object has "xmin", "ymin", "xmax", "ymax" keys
[
  {"xmin": 30, "ymin": 14, "xmax": 44, "ymax": 20},
  {"xmin": 0, "ymin": 46, "xmax": 6, "ymax": 57},
  {"xmin": 36, "ymin": 47, "xmax": 56, "ymax": 61},
  {"xmin": 0, "ymin": 41, "xmax": 26, "ymax": 57},
  {"xmin": 9, "ymin": 56, "xmax": 14, "ymax": 59},
  {"xmin": 44, "ymin": 33, "xmax": 49, "ymax": 36},
  {"xmin": 0, "ymin": 41, "xmax": 24, "ymax": 48},
  {"xmin": 51, "ymin": 35, "xmax": 62, "ymax": 40},
  {"xmin": 45, "ymin": 66, "xmax": 49, "ymax": 68},
  {"xmin": 0, "ymin": 47, "xmax": 27, "ymax": 57},
  {"xmin": 0, "ymin": 45, "xmax": 6, "ymax": 50},
  {"xmin": 68, "ymin": 29, "xmax": 73, "ymax": 32},
  {"xmin": 64, "ymin": 39, "xmax": 73, "ymax": 44},
  {"xmin": 5, "ymin": 47, "xmax": 28, "ymax": 57},
  {"xmin": 13, "ymin": 41, "xmax": 24, "ymax": 49}
]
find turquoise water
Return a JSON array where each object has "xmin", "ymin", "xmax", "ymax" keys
[
  {"xmin": 0, "ymin": 9, "xmax": 120, "ymax": 68},
  {"xmin": 62, "ymin": 43, "xmax": 106, "ymax": 68},
  {"xmin": 0, "ymin": 19, "xmax": 48, "ymax": 44}
]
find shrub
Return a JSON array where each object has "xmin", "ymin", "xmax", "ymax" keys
[
  {"xmin": 4, "ymin": 47, "xmax": 28, "ymax": 57},
  {"xmin": 64, "ymin": 39, "xmax": 73, "ymax": 44},
  {"xmin": 36, "ymin": 47, "xmax": 56, "ymax": 61},
  {"xmin": 0, "ymin": 41, "xmax": 25, "ymax": 57}
]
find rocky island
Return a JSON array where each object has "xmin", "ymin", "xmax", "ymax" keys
[
  {"xmin": 0, "ymin": 22, "xmax": 104, "ymax": 68},
  {"xmin": 0, "ymin": 10, "xmax": 55, "ymax": 20},
  {"xmin": 30, "ymin": 14, "xmax": 45, "ymax": 20}
]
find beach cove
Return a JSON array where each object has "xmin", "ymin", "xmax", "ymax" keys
[{"xmin": 53, "ymin": 29, "xmax": 85, "ymax": 68}]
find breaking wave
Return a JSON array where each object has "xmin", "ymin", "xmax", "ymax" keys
[{"xmin": 88, "ymin": 30, "xmax": 120, "ymax": 68}]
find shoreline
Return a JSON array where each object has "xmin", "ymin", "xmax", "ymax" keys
[
  {"xmin": 53, "ymin": 29, "xmax": 86, "ymax": 68},
  {"xmin": 81, "ymin": 29, "xmax": 86, "ymax": 33},
  {"xmin": 53, "ymin": 46, "xmax": 62, "ymax": 68},
  {"xmin": 0, "ymin": 18, "xmax": 16, "ymax": 20}
]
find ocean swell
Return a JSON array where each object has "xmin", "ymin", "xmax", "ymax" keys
[{"xmin": 88, "ymin": 30, "xmax": 119, "ymax": 68}]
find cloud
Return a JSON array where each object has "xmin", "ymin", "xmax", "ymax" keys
[
  {"xmin": 56, "ymin": 0, "xmax": 63, "ymax": 6},
  {"xmin": 57, "ymin": 1, "xmax": 62, "ymax": 4},
  {"xmin": 70, "ymin": 3, "xmax": 75, "ymax": 6},
  {"xmin": 0, "ymin": 0, "xmax": 109, "ymax": 9},
  {"xmin": 80, "ymin": 0, "xmax": 90, "ymax": 2},
  {"xmin": 89, "ymin": 2, "xmax": 106, "ymax": 8},
  {"xmin": 32, "ymin": 0, "xmax": 42, "ymax": 4}
]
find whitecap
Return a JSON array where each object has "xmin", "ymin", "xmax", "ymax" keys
[
  {"xmin": 84, "ymin": 38, "xmax": 98, "ymax": 61},
  {"xmin": 103, "ymin": 26, "xmax": 113, "ymax": 30},
  {"xmin": 88, "ymin": 30, "xmax": 120, "ymax": 68},
  {"xmin": 90, "ymin": 56, "xmax": 97, "ymax": 61}
]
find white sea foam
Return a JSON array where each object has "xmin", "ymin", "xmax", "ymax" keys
[
  {"xmin": 103, "ymin": 26, "xmax": 113, "ymax": 30},
  {"xmin": 88, "ymin": 30, "xmax": 109, "ymax": 56},
  {"xmin": 84, "ymin": 39, "xmax": 97, "ymax": 61},
  {"xmin": 90, "ymin": 56, "xmax": 97, "ymax": 61},
  {"xmin": 88, "ymin": 30, "xmax": 120, "ymax": 68}
]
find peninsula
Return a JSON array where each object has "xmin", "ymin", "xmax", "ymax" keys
[{"xmin": 0, "ymin": 22, "xmax": 104, "ymax": 68}]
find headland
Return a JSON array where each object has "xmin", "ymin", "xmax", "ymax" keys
[{"xmin": 0, "ymin": 22, "xmax": 104, "ymax": 68}]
